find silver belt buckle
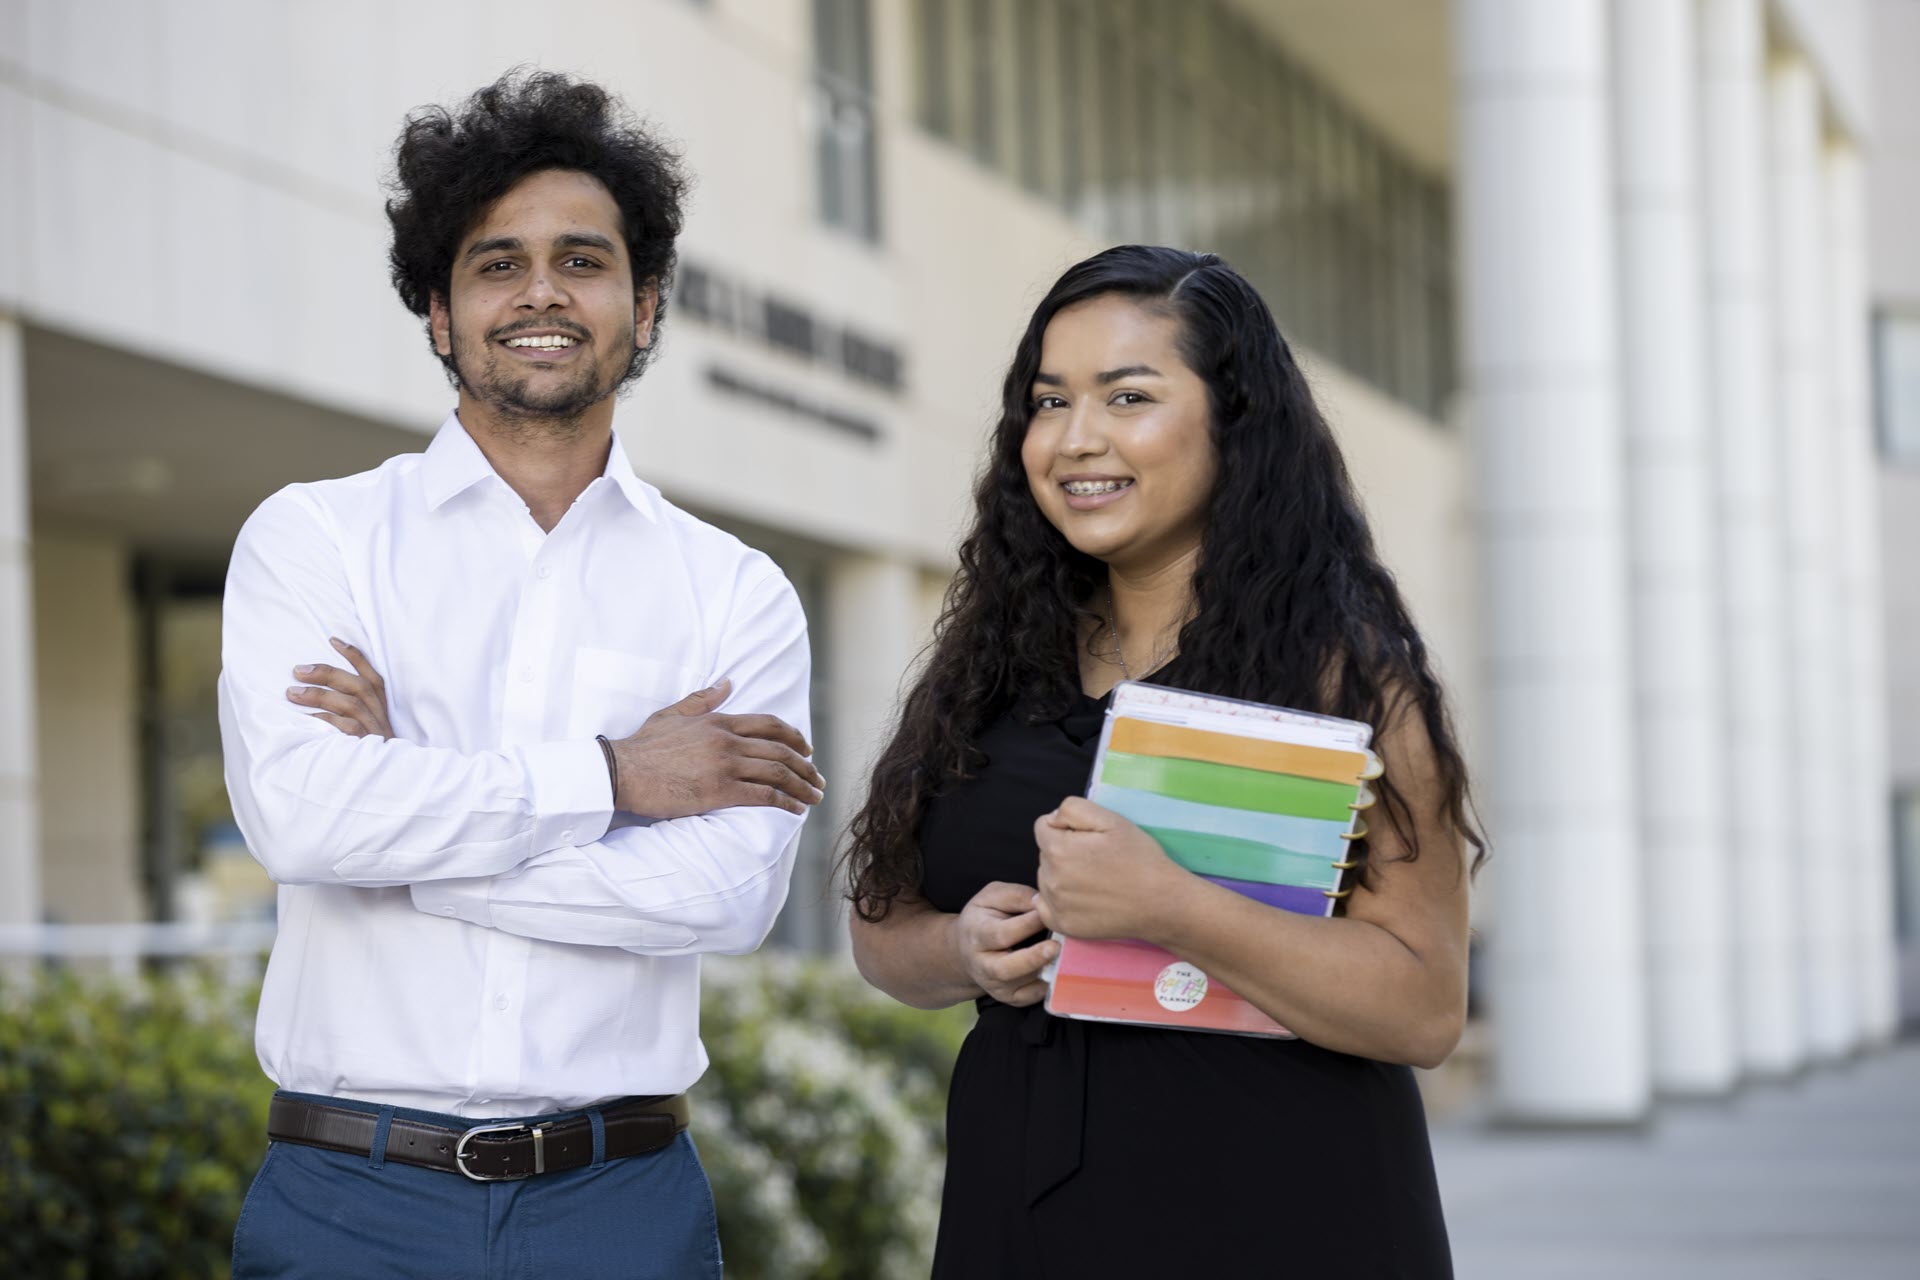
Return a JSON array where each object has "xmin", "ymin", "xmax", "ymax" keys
[{"xmin": 454, "ymin": 1121, "xmax": 529, "ymax": 1182}]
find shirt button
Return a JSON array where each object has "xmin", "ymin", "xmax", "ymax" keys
[
  {"xmin": 519, "ymin": 666, "xmax": 535, "ymax": 683},
  {"xmin": 493, "ymin": 994, "xmax": 510, "ymax": 1012},
  {"xmin": 536, "ymin": 565, "xmax": 552, "ymax": 580},
  {"xmin": 561, "ymin": 828, "xmax": 575, "ymax": 843},
  {"xmin": 442, "ymin": 906, "xmax": 455, "ymax": 916}
]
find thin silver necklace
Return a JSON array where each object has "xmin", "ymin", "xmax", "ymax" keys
[{"xmin": 1104, "ymin": 593, "xmax": 1173, "ymax": 682}]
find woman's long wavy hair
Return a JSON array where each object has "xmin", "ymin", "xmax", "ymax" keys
[{"xmin": 843, "ymin": 246, "xmax": 1484, "ymax": 921}]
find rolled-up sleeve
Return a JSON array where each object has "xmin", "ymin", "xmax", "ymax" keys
[
  {"xmin": 219, "ymin": 487, "xmax": 614, "ymax": 887},
  {"xmin": 408, "ymin": 568, "xmax": 811, "ymax": 955}
]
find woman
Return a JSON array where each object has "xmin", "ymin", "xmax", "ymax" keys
[{"xmin": 843, "ymin": 245, "xmax": 1482, "ymax": 1278}]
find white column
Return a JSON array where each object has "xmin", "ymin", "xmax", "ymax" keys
[
  {"xmin": 0, "ymin": 314, "xmax": 39, "ymax": 930},
  {"xmin": 1824, "ymin": 145, "xmax": 1900, "ymax": 1045},
  {"xmin": 1699, "ymin": 0, "xmax": 1803, "ymax": 1077},
  {"xmin": 1613, "ymin": 0, "xmax": 1738, "ymax": 1096},
  {"xmin": 1458, "ymin": 0, "xmax": 1650, "ymax": 1123},
  {"xmin": 1769, "ymin": 58, "xmax": 1854, "ymax": 1061},
  {"xmin": 823, "ymin": 553, "xmax": 922, "ymax": 953}
]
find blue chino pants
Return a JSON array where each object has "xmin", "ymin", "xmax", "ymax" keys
[{"xmin": 232, "ymin": 1091, "xmax": 722, "ymax": 1279}]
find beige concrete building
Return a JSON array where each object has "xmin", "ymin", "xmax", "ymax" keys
[{"xmin": 0, "ymin": 0, "xmax": 1909, "ymax": 1120}]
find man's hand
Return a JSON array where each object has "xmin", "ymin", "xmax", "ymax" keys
[
  {"xmin": 291, "ymin": 651, "xmax": 823, "ymax": 820},
  {"xmin": 952, "ymin": 881, "xmax": 1058, "ymax": 1007},
  {"xmin": 611, "ymin": 678, "xmax": 824, "ymax": 819},
  {"xmin": 286, "ymin": 638, "xmax": 392, "ymax": 738}
]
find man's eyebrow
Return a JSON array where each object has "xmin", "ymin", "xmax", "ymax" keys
[
  {"xmin": 460, "ymin": 233, "xmax": 621, "ymax": 264},
  {"xmin": 462, "ymin": 236, "xmax": 522, "ymax": 264},
  {"xmin": 555, "ymin": 232, "xmax": 620, "ymax": 255}
]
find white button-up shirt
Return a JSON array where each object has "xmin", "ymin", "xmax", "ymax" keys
[{"xmin": 218, "ymin": 414, "xmax": 809, "ymax": 1116}]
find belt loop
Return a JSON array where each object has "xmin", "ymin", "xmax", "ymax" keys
[
  {"xmin": 368, "ymin": 1106, "xmax": 396, "ymax": 1170},
  {"xmin": 589, "ymin": 1108, "xmax": 607, "ymax": 1170}
]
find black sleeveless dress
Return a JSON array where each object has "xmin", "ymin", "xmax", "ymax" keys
[{"xmin": 918, "ymin": 677, "xmax": 1454, "ymax": 1278}]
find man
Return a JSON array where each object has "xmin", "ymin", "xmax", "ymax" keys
[{"xmin": 219, "ymin": 71, "xmax": 822, "ymax": 1278}]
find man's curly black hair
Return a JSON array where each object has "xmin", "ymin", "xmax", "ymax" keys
[{"xmin": 385, "ymin": 69, "xmax": 690, "ymax": 386}]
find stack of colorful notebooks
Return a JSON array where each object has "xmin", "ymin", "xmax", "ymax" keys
[{"xmin": 1043, "ymin": 681, "xmax": 1379, "ymax": 1038}]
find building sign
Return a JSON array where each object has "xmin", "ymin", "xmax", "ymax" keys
[{"xmin": 677, "ymin": 259, "xmax": 905, "ymax": 445}]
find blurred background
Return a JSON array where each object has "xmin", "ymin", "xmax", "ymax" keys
[{"xmin": 2, "ymin": 0, "xmax": 1917, "ymax": 1276}]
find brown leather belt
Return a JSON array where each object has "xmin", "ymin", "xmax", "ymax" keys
[{"xmin": 267, "ymin": 1092, "xmax": 690, "ymax": 1182}]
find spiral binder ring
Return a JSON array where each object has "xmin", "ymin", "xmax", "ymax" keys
[
  {"xmin": 1323, "ymin": 886, "xmax": 1353, "ymax": 899},
  {"xmin": 1349, "ymin": 785, "xmax": 1376, "ymax": 811},
  {"xmin": 1331, "ymin": 858, "xmax": 1360, "ymax": 870},
  {"xmin": 1358, "ymin": 752, "xmax": 1385, "ymax": 782},
  {"xmin": 1340, "ymin": 821, "xmax": 1369, "ymax": 842}
]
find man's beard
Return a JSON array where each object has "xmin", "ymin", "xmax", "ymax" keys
[{"xmin": 450, "ymin": 319, "xmax": 636, "ymax": 426}]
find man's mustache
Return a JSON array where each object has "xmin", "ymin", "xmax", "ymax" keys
[{"xmin": 486, "ymin": 320, "xmax": 592, "ymax": 342}]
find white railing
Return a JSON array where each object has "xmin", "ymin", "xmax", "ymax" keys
[{"xmin": 0, "ymin": 921, "xmax": 277, "ymax": 980}]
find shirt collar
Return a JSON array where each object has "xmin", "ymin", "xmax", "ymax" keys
[
  {"xmin": 421, "ymin": 412, "xmax": 660, "ymax": 522},
  {"xmin": 599, "ymin": 428, "xmax": 662, "ymax": 522},
  {"xmin": 420, "ymin": 414, "xmax": 496, "ymax": 510}
]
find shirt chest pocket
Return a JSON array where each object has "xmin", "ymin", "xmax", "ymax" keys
[{"xmin": 567, "ymin": 648, "xmax": 709, "ymax": 739}]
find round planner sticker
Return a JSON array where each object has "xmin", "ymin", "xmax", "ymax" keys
[{"xmin": 1153, "ymin": 961, "xmax": 1208, "ymax": 1012}]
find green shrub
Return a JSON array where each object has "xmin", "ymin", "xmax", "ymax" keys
[
  {"xmin": 696, "ymin": 954, "xmax": 973, "ymax": 1279},
  {"xmin": 1, "ymin": 955, "xmax": 973, "ymax": 1279},
  {"xmin": 0, "ymin": 967, "xmax": 273, "ymax": 1280}
]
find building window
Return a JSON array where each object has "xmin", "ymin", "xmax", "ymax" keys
[
  {"xmin": 1878, "ymin": 308, "xmax": 1920, "ymax": 463},
  {"xmin": 1054, "ymin": 0, "xmax": 1084, "ymax": 211},
  {"xmin": 133, "ymin": 558, "xmax": 254, "ymax": 924},
  {"xmin": 1011, "ymin": 0, "xmax": 1046, "ymax": 195},
  {"xmin": 907, "ymin": 0, "xmax": 1457, "ymax": 423},
  {"xmin": 965, "ymin": 0, "xmax": 998, "ymax": 169},
  {"xmin": 813, "ymin": 0, "xmax": 880, "ymax": 242},
  {"xmin": 916, "ymin": 0, "xmax": 953, "ymax": 137},
  {"xmin": 1896, "ymin": 788, "xmax": 1920, "ymax": 946}
]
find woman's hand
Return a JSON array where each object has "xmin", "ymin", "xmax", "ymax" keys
[
  {"xmin": 953, "ymin": 881, "xmax": 1058, "ymax": 1007},
  {"xmin": 286, "ymin": 637, "xmax": 392, "ymax": 739},
  {"xmin": 1033, "ymin": 796, "xmax": 1189, "ymax": 942}
]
